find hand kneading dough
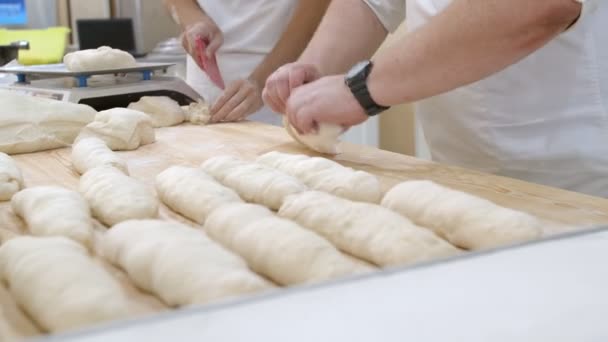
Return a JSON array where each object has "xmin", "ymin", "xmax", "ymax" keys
[
  {"xmin": 0, "ymin": 153, "xmax": 24, "ymax": 201},
  {"xmin": 201, "ymin": 156, "xmax": 307, "ymax": 210},
  {"xmin": 279, "ymin": 191, "xmax": 460, "ymax": 267},
  {"xmin": 80, "ymin": 166, "xmax": 159, "ymax": 226},
  {"xmin": 257, "ymin": 151, "xmax": 382, "ymax": 203},
  {"xmin": 63, "ymin": 46, "xmax": 137, "ymax": 72},
  {"xmin": 102, "ymin": 220, "xmax": 273, "ymax": 306},
  {"xmin": 11, "ymin": 186, "xmax": 93, "ymax": 247},
  {"xmin": 78, "ymin": 108, "xmax": 155, "ymax": 151},
  {"xmin": 71, "ymin": 137, "xmax": 129, "ymax": 175},
  {"xmin": 205, "ymin": 203, "xmax": 371, "ymax": 285},
  {"xmin": 284, "ymin": 117, "xmax": 342, "ymax": 155},
  {"xmin": 381, "ymin": 180, "xmax": 543, "ymax": 250},
  {"xmin": 0, "ymin": 90, "xmax": 96, "ymax": 154},
  {"xmin": 155, "ymin": 166, "xmax": 241, "ymax": 224},
  {"xmin": 0, "ymin": 236, "xmax": 135, "ymax": 332},
  {"xmin": 182, "ymin": 100, "xmax": 211, "ymax": 124},
  {"xmin": 128, "ymin": 96, "xmax": 185, "ymax": 127}
]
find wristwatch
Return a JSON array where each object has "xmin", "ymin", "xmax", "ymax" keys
[{"xmin": 344, "ymin": 60, "xmax": 389, "ymax": 116}]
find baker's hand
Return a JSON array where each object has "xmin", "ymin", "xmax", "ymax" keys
[
  {"xmin": 262, "ymin": 63, "xmax": 322, "ymax": 114},
  {"xmin": 286, "ymin": 75, "xmax": 368, "ymax": 134},
  {"xmin": 210, "ymin": 78, "xmax": 263, "ymax": 123},
  {"xmin": 181, "ymin": 17, "xmax": 223, "ymax": 68}
]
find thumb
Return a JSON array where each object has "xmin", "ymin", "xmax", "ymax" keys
[{"xmin": 205, "ymin": 33, "xmax": 223, "ymax": 58}]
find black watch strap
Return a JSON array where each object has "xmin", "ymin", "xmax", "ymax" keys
[{"xmin": 345, "ymin": 61, "xmax": 389, "ymax": 117}]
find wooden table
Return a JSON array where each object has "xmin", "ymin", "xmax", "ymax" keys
[{"xmin": 1, "ymin": 121, "xmax": 607, "ymax": 339}]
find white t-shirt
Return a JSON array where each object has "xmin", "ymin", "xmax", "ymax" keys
[
  {"xmin": 364, "ymin": 0, "xmax": 608, "ymax": 197},
  {"xmin": 187, "ymin": 0, "xmax": 297, "ymax": 125}
]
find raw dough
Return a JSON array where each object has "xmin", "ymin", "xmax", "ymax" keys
[
  {"xmin": 0, "ymin": 236, "xmax": 136, "ymax": 332},
  {"xmin": 0, "ymin": 283, "xmax": 39, "ymax": 341},
  {"xmin": 11, "ymin": 186, "xmax": 94, "ymax": 247},
  {"xmin": 77, "ymin": 108, "xmax": 155, "ymax": 151},
  {"xmin": 128, "ymin": 96, "xmax": 185, "ymax": 128},
  {"xmin": 284, "ymin": 117, "xmax": 342, "ymax": 154},
  {"xmin": 63, "ymin": 46, "xmax": 137, "ymax": 72},
  {"xmin": 155, "ymin": 166, "xmax": 241, "ymax": 224},
  {"xmin": 71, "ymin": 137, "xmax": 129, "ymax": 175},
  {"xmin": 205, "ymin": 203, "xmax": 372, "ymax": 285},
  {"xmin": 0, "ymin": 152, "xmax": 24, "ymax": 201},
  {"xmin": 381, "ymin": 180, "xmax": 544, "ymax": 250},
  {"xmin": 0, "ymin": 90, "xmax": 96, "ymax": 154},
  {"xmin": 182, "ymin": 100, "xmax": 211, "ymax": 124},
  {"xmin": 201, "ymin": 155, "xmax": 307, "ymax": 210},
  {"xmin": 80, "ymin": 166, "xmax": 159, "ymax": 226},
  {"xmin": 102, "ymin": 219, "xmax": 273, "ymax": 306},
  {"xmin": 279, "ymin": 191, "xmax": 460, "ymax": 267},
  {"xmin": 257, "ymin": 151, "xmax": 382, "ymax": 203}
]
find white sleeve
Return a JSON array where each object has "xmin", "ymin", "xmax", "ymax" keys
[
  {"xmin": 568, "ymin": 0, "xmax": 600, "ymax": 30},
  {"xmin": 361, "ymin": 0, "xmax": 406, "ymax": 33}
]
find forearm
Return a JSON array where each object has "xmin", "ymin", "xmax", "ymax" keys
[
  {"xmin": 163, "ymin": 0, "xmax": 208, "ymax": 29},
  {"xmin": 249, "ymin": 0, "xmax": 330, "ymax": 85},
  {"xmin": 299, "ymin": 0, "xmax": 388, "ymax": 75},
  {"xmin": 368, "ymin": 0, "xmax": 582, "ymax": 106}
]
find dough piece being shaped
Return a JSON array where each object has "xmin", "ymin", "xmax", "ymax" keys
[
  {"xmin": 11, "ymin": 186, "xmax": 93, "ymax": 247},
  {"xmin": 63, "ymin": 46, "xmax": 137, "ymax": 72},
  {"xmin": 155, "ymin": 166, "xmax": 241, "ymax": 224},
  {"xmin": 0, "ymin": 152, "xmax": 24, "ymax": 201},
  {"xmin": 0, "ymin": 236, "xmax": 136, "ymax": 333},
  {"xmin": 201, "ymin": 156, "xmax": 307, "ymax": 210},
  {"xmin": 205, "ymin": 203, "xmax": 372, "ymax": 285},
  {"xmin": 0, "ymin": 90, "xmax": 96, "ymax": 154},
  {"xmin": 128, "ymin": 96, "xmax": 185, "ymax": 128},
  {"xmin": 257, "ymin": 151, "xmax": 382, "ymax": 203},
  {"xmin": 279, "ymin": 191, "xmax": 460, "ymax": 267},
  {"xmin": 78, "ymin": 108, "xmax": 155, "ymax": 151},
  {"xmin": 284, "ymin": 117, "xmax": 342, "ymax": 154},
  {"xmin": 102, "ymin": 219, "xmax": 273, "ymax": 306},
  {"xmin": 80, "ymin": 166, "xmax": 159, "ymax": 226},
  {"xmin": 182, "ymin": 100, "xmax": 211, "ymax": 124},
  {"xmin": 381, "ymin": 180, "xmax": 544, "ymax": 250},
  {"xmin": 71, "ymin": 137, "xmax": 129, "ymax": 175}
]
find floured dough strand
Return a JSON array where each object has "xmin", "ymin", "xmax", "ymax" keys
[
  {"xmin": 182, "ymin": 100, "xmax": 211, "ymax": 124},
  {"xmin": 128, "ymin": 96, "xmax": 185, "ymax": 128},
  {"xmin": 283, "ymin": 117, "xmax": 342, "ymax": 155},
  {"xmin": 71, "ymin": 137, "xmax": 129, "ymax": 175},
  {"xmin": 155, "ymin": 166, "xmax": 242, "ymax": 224},
  {"xmin": 201, "ymin": 156, "xmax": 307, "ymax": 210},
  {"xmin": 257, "ymin": 151, "xmax": 382, "ymax": 203},
  {"xmin": 77, "ymin": 108, "xmax": 155, "ymax": 151},
  {"xmin": 279, "ymin": 191, "xmax": 460, "ymax": 267},
  {"xmin": 11, "ymin": 186, "xmax": 93, "ymax": 247},
  {"xmin": 102, "ymin": 220, "xmax": 273, "ymax": 306},
  {"xmin": 381, "ymin": 180, "xmax": 543, "ymax": 250},
  {"xmin": 205, "ymin": 203, "xmax": 372, "ymax": 285},
  {"xmin": 0, "ymin": 236, "xmax": 136, "ymax": 333},
  {"xmin": 0, "ymin": 152, "xmax": 24, "ymax": 201},
  {"xmin": 63, "ymin": 46, "xmax": 137, "ymax": 72},
  {"xmin": 80, "ymin": 166, "xmax": 159, "ymax": 226}
]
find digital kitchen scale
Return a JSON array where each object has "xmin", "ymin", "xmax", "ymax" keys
[{"xmin": 0, "ymin": 62, "xmax": 201, "ymax": 110}]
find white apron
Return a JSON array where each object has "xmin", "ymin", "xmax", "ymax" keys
[{"xmin": 187, "ymin": 0, "xmax": 297, "ymax": 125}]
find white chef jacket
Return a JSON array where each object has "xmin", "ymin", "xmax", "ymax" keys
[
  {"xmin": 187, "ymin": 0, "xmax": 297, "ymax": 125},
  {"xmin": 364, "ymin": 0, "xmax": 608, "ymax": 197}
]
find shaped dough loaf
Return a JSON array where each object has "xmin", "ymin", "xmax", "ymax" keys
[
  {"xmin": 257, "ymin": 151, "xmax": 382, "ymax": 203},
  {"xmin": 0, "ymin": 90, "xmax": 96, "ymax": 154},
  {"xmin": 201, "ymin": 156, "xmax": 307, "ymax": 210},
  {"xmin": 71, "ymin": 137, "xmax": 129, "ymax": 175},
  {"xmin": 0, "ymin": 236, "xmax": 136, "ymax": 332},
  {"xmin": 80, "ymin": 166, "xmax": 159, "ymax": 226},
  {"xmin": 284, "ymin": 117, "xmax": 342, "ymax": 154},
  {"xmin": 11, "ymin": 186, "xmax": 93, "ymax": 247},
  {"xmin": 128, "ymin": 96, "xmax": 185, "ymax": 127},
  {"xmin": 155, "ymin": 166, "xmax": 241, "ymax": 224},
  {"xmin": 102, "ymin": 220, "xmax": 273, "ymax": 306},
  {"xmin": 78, "ymin": 108, "xmax": 155, "ymax": 151},
  {"xmin": 381, "ymin": 180, "xmax": 543, "ymax": 250},
  {"xmin": 279, "ymin": 191, "xmax": 460, "ymax": 267},
  {"xmin": 182, "ymin": 100, "xmax": 211, "ymax": 124},
  {"xmin": 63, "ymin": 46, "xmax": 137, "ymax": 72},
  {"xmin": 0, "ymin": 283, "xmax": 39, "ymax": 341},
  {"xmin": 205, "ymin": 203, "xmax": 372, "ymax": 285},
  {"xmin": 0, "ymin": 152, "xmax": 24, "ymax": 201}
]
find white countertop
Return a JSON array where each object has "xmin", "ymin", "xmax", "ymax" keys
[{"xmin": 41, "ymin": 227, "xmax": 608, "ymax": 342}]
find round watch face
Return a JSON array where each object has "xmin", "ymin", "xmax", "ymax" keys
[{"xmin": 347, "ymin": 61, "xmax": 370, "ymax": 79}]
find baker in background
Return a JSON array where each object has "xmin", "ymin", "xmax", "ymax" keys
[
  {"xmin": 164, "ymin": 0, "xmax": 329, "ymax": 125},
  {"xmin": 263, "ymin": 0, "xmax": 608, "ymax": 198}
]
